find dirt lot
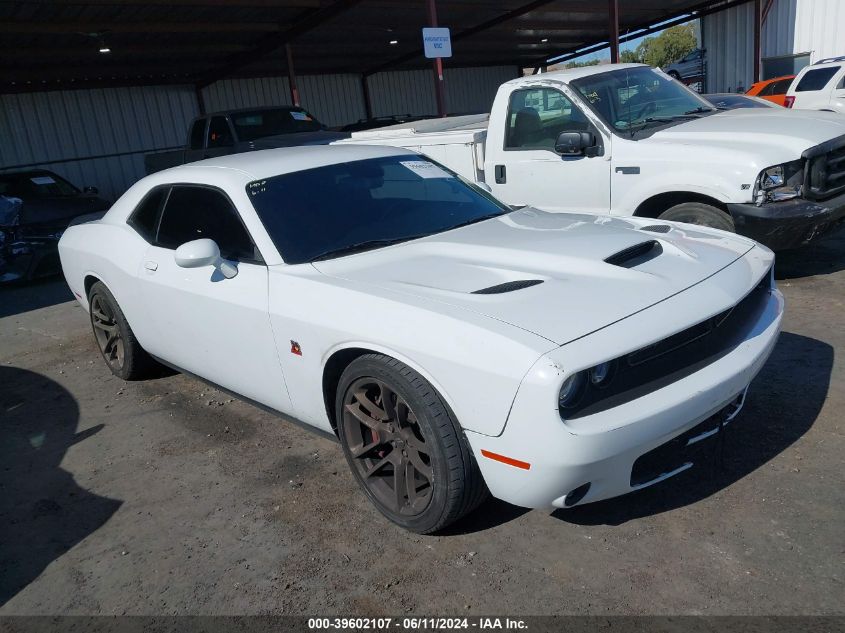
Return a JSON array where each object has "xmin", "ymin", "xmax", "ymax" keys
[{"xmin": 1, "ymin": 232, "xmax": 843, "ymax": 616}]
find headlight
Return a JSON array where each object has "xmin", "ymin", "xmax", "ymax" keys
[
  {"xmin": 755, "ymin": 160, "xmax": 804, "ymax": 205},
  {"xmin": 558, "ymin": 372, "xmax": 586, "ymax": 409}
]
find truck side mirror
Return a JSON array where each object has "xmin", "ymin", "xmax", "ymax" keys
[{"xmin": 555, "ymin": 131, "xmax": 596, "ymax": 156}]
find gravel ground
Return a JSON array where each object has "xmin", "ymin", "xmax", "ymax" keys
[{"xmin": 1, "ymin": 231, "xmax": 843, "ymax": 615}]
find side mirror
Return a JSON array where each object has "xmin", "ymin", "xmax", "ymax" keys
[
  {"xmin": 174, "ymin": 238, "xmax": 237, "ymax": 279},
  {"xmin": 555, "ymin": 131, "xmax": 596, "ymax": 156},
  {"xmin": 84, "ymin": 186, "xmax": 99, "ymax": 195}
]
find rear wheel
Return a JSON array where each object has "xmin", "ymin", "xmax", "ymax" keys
[
  {"xmin": 88, "ymin": 281, "xmax": 156, "ymax": 380},
  {"xmin": 336, "ymin": 354, "xmax": 487, "ymax": 533},
  {"xmin": 658, "ymin": 202, "xmax": 735, "ymax": 233}
]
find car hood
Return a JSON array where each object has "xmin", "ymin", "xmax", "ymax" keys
[
  {"xmin": 312, "ymin": 209, "xmax": 757, "ymax": 346},
  {"xmin": 14, "ymin": 196, "xmax": 111, "ymax": 228},
  {"xmin": 648, "ymin": 109, "xmax": 845, "ymax": 155},
  {"xmin": 249, "ymin": 130, "xmax": 350, "ymax": 149}
]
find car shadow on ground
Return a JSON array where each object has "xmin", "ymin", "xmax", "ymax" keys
[
  {"xmin": 0, "ymin": 366, "xmax": 122, "ymax": 607},
  {"xmin": 0, "ymin": 276, "xmax": 73, "ymax": 319},
  {"xmin": 552, "ymin": 331, "xmax": 832, "ymax": 526},
  {"xmin": 775, "ymin": 229, "xmax": 845, "ymax": 280}
]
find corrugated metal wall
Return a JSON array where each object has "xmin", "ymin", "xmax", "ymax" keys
[
  {"xmin": 703, "ymin": 0, "xmax": 845, "ymax": 93},
  {"xmin": 1, "ymin": 65, "xmax": 515, "ymax": 201},
  {"xmin": 0, "ymin": 85, "xmax": 197, "ymax": 201}
]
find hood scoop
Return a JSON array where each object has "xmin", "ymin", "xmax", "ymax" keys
[
  {"xmin": 605, "ymin": 240, "xmax": 663, "ymax": 268},
  {"xmin": 471, "ymin": 279, "xmax": 544, "ymax": 295},
  {"xmin": 639, "ymin": 224, "xmax": 671, "ymax": 233}
]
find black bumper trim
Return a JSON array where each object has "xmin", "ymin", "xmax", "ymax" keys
[{"xmin": 728, "ymin": 190, "xmax": 845, "ymax": 251}]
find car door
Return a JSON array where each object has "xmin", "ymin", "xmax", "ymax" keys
[
  {"xmin": 136, "ymin": 184, "xmax": 291, "ymax": 412},
  {"xmin": 485, "ymin": 86, "xmax": 610, "ymax": 214}
]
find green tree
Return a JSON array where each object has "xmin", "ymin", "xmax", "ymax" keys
[
  {"xmin": 564, "ymin": 58, "xmax": 602, "ymax": 69},
  {"xmin": 621, "ymin": 24, "xmax": 697, "ymax": 68}
]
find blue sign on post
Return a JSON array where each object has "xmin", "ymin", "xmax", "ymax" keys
[{"xmin": 422, "ymin": 27, "xmax": 452, "ymax": 59}]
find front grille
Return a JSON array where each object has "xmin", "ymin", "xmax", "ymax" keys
[
  {"xmin": 630, "ymin": 393, "xmax": 744, "ymax": 487},
  {"xmin": 803, "ymin": 134, "xmax": 845, "ymax": 201},
  {"xmin": 565, "ymin": 268, "xmax": 772, "ymax": 420}
]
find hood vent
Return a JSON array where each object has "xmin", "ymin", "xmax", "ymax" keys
[
  {"xmin": 605, "ymin": 240, "xmax": 663, "ymax": 268},
  {"xmin": 472, "ymin": 279, "xmax": 544, "ymax": 295},
  {"xmin": 640, "ymin": 224, "xmax": 671, "ymax": 233}
]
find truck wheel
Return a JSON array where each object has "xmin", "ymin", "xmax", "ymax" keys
[
  {"xmin": 336, "ymin": 354, "xmax": 488, "ymax": 534},
  {"xmin": 658, "ymin": 202, "xmax": 735, "ymax": 233},
  {"xmin": 88, "ymin": 281, "xmax": 156, "ymax": 380},
  {"xmin": 668, "ymin": 70, "xmax": 681, "ymax": 80}
]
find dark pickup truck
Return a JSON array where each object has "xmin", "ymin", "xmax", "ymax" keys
[{"xmin": 144, "ymin": 106, "xmax": 349, "ymax": 174}]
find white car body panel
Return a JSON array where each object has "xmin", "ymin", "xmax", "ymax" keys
[{"xmin": 59, "ymin": 144, "xmax": 783, "ymax": 510}]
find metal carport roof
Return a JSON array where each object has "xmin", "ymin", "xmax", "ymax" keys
[{"xmin": 1, "ymin": 0, "xmax": 754, "ymax": 95}]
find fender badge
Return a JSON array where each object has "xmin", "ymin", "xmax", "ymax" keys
[{"xmin": 290, "ymin": 340, "xmax": 302, "ymax": 356}]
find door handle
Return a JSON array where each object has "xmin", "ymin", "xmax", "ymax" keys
[
  {"xmin": 144, "ymin": 260, "xmax": 158, "ymax": 272},
  {"xmin": 494, "ymin": 164, "xmax": 506, "ymax": 184}
]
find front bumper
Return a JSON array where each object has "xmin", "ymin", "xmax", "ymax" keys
[
  {"xmin": 728, "ymin": 190, "xmax": 845, "ymax": 251},
  {"xmin": 464, "ymin": 258, "xmax": 783, "ymax": 510}
]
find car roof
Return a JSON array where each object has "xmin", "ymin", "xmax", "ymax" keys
[
  {"xmin": 200, "ymin": 105, "xmax": 308, "ymax": 118},
  {"xmin": 504, "ymin": 63, "xmax": 649, "ymax": 85},
  {"xmin": 0, "ymin": 168, "xmax": 59, "ymax": 178},
  {"xmin": 155, "ymin": 144, "xmax": 416, "ymax": 182}
]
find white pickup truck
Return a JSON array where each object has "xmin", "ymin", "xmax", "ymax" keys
[{"xmin": 338, "ymin": 63, "xmax": 845, "ymax": 250}]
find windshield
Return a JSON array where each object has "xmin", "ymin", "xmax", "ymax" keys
[
  {"xmin": 231, "ymin": 108, "xmax": 323, "ymax": 141},
  {"xmin": 0, "ymin": 171, "xmax": 80, "ymax": 198},
  {"xmin": 247, "ymin": 155, "xmax": 509, "ymax": 264},
  {"xmin": 570, "ymin": 66, "xmax": 717, "ymax": 136}
]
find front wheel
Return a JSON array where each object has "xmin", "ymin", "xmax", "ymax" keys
[
  {"xmin": 658, "ymin": 202, "xmax": 736, "ymax": 233},
  {"xmin": 336, "ymin": 354, "xmax": 487, "ymax": 533}
]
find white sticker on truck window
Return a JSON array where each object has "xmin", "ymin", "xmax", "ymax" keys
[
  {"xmin": 290, "ymin": 111, "xmax": 312, "ymax": 121},
  {"xmin": 30, "ymin": 176, "xmax": 56, "ymax": 185},
  {"xmin": 400, "ymin": 160, "xmax": 451, "ymax": 179}
]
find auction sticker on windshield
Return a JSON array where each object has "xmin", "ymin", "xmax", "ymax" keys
[{"xmin": 400, "ymin": 160, "xmax": 451, "ymax": 179}]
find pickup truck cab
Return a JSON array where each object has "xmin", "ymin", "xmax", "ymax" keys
[
  {"xmin": 338, "ymin": 63, "xmax": 845, "ymax": 250},
  {"xmin": 145, "ymin": 106, "xmax": 348, "ymax": 174},
  {"xmin": 785, "ymin": 57, "xmax": 845, "ymax": 114}
]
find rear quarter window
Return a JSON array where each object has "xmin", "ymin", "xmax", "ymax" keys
[
  {"xmin": 795, "ymin": 67, "xmax": 840, "ymax": 92},
  {"xmin": 127, "ymin": 187, "xmax": 168, "ymax": 242}
]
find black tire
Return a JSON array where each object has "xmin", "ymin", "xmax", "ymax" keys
[
  {"xmin": 658, "ymin": 202, "xmax": 736, "ymax": 233},
  {"xmin": 668, "ymin": 70, "xmax": 681, "ymax": 80},
  {"xmin": 336, "ymin": 354, "xmax": 488, "ymax": 533},
  {"xmin": 88, "ymin": 281, "xmax": 156, "ymax": 380}
]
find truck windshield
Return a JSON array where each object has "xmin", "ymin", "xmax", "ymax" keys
[
  {"xmin": 247, "ymin": 155, "xmax": 509, "ymax": 264},
  {"xmin": 231, "ymin": 108, "xmax": 323, "ymax": 141},
  {"xmin": 0, "ymin": 171, "xmax": 80, "ymax": 198},
  {"xmin": 570, "ymin": 67, "xmax": 717, "ymax": 136}
]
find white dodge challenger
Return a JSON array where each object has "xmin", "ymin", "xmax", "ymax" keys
[{"xmin": 59, "ymin": 145, "xmax": 783, "ymax": 533}]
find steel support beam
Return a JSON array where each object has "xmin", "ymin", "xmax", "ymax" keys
[
  {"xmin": 195, "ymin": 85, "xmax": 206, "ymax": 115},
  {"xmin": 608, "ymin": 0, "xmax": 619, "ymax": 64},
  {"xmin": 361, "ymin": 74, "xmax": 373, "ymax": 119},
  {"xmin": 286, "ymin": 43, "xmax": 300, "ymax": 106},
  {"xmin": 753, "ymin": 0, "xmax": 762, "ymax": 83},
  {"xmin": 427, "ymin": 0, "xmax": 447, "ymax": 118}
]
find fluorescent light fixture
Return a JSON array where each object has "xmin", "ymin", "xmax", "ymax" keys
[
  {"xmin": 540, "ymin": 38, "xmax": 548, "ymax": 43},
  {"xmin": 99, "ymin": 46, "xmax": 111, "ymax": 53},
  {"xmin": 389, "ymin": 40, "xmax": 398, "ymax": 45}
]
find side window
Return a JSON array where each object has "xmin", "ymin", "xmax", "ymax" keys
[
  {"xmin": 795, "ymin": 67, "xmax": 839, "ymax": 92},
  {"xmin": 156, "ymin": 186, "xmax": 259, "ymax": 262},
  {"xmin": 758, "ymin": 82, "xmax": 776, "ymax": 96},
  {"xmin": 773, "ymin": 78, "xmax": 793, "ymax": 93},
  {"xmin": 127, "ymin": 187, "xmax": 168, "ymax": 243},
  {"xmin": 189, "ymin": 119, "xmax": 206, "ymax": 150},
  {"xmin": 505, "ymin": 88, "xmax": 589, "ymax": 151},
  {"xmin": 207, "ymin": 116, "xmax": 234, "ymax": 148}
]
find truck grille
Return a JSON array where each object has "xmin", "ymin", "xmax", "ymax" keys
[{"xmin": 803, "ymin": 134, "xmax": 845, "ymax": 201}]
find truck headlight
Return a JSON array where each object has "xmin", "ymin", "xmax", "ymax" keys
[{"xmin": 755, "ymin": 160, "xmax": 804, "ymax": 205}]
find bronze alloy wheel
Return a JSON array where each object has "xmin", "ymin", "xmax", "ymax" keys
[
  {"xmin": 341, "ymin": 378, "xmax": 433, "ymax": 516},
  {"xmin": 90, "ymin": 293, "xmax": 125, "ymax": 372}
]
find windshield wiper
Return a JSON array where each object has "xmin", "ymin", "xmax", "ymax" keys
[
  {"xmin": 309, "ymin": 234, "xmax": 430, "ymax": 262},
  {"xmin": 683, "ymin": 106, "xmax": 717, "ymax": 115}
]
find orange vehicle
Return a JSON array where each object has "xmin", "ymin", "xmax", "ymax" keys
[{"xmin": 746, "ymin": 75, "xmax": 796, "ymax": 106}]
